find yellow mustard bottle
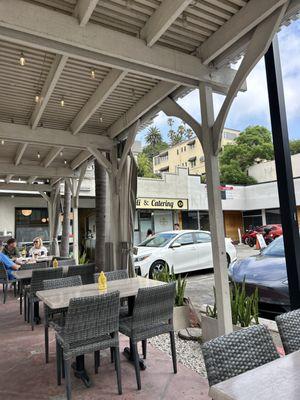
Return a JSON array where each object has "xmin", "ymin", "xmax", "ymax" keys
[
  {"xmin": 53, "ymin": 258, "xmax": 58, "ymax": 268},
  {"xmin": 98, "ymin": 271, "xmax": 107, "ymax": 291}
]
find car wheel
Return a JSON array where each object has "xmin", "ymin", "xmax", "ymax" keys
[
  {"xmin": 248, "ymin": 238, "xmax": 255, "ymax": 247},
  {"xmin": 149, "ymin": 260, "xmax": 168, "ymax": 279},
  {"xmin": 226, "ymin": 253, "xmax": 230, "ymax": 268}
]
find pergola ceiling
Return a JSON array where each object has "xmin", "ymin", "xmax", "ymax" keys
[{"xmin": 0, "ymin": 0, "xmax": 299, "ymax": 187}]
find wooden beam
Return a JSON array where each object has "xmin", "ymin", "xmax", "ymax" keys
[
  {"xmin": 0, "ymin": 164, "xmax": 77, "ymax": 179},
  {"xmin": 107, "ymin": 81, "xmax": 179, "ymax": 138},
  {"xmin": 42, "ymin": 147, "xmax": 64, "ymax": 168},
  {"xmin": 140, "ymin": 0, "xmax": 193, "ymax": 47},
  {"xmin": 0, "ymin": 182, "xmax": 52, "ymax": 191},
  {"xmin": 70, "ymin": 150, "xmax": 91, "ymax": 170},
  {"xmin": 198, "ymin": 0, "xmax": 288, "ymax": 65},
  {"xmin": 0, "ymin": 0, "xmax": 242, "ymax": 90},
  {"xmin": 30, "ymin": 55, "xmax": 68, "ymax": 129},
  {"xmin": 0, "ymin": 122, "xmax": 113, "ymax": 150},
  {"xmin": 87, "ymin": 147, "xmax": 112, "ymax": 173},
  {"xmin": 5, "ymin": 174, "xmax": 14, "ymax": 184},
  {"xmin": 74, "ymin": 0, "xmax": 99, "ymax": 26},
  {"xmin": 71, "ymin": 69, "xmax": 126, "ymax": 135},
  {"xmin": 27, "ymin": 176, "xmax": 38, "ymax": 184},
  {"xmin": 14, "ymin": 143, "xmax": 28, "ymax": 166}
]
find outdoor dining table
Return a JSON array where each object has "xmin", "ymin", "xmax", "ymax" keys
[
  {"xmin": 36, "ymin": 276, "xmax": 166, "ymax": 387},
  {"xmin": 209, "ymin": 349, "xmax": 300, "ymax": 400}
]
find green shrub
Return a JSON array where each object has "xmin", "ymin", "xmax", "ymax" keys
[{"xmin": 153, "ymin": 265, "xmax": 187, "ymax": 307}]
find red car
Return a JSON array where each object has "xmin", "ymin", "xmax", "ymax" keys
[{"xmin": 242, "ymin": 225, "xmax": 282, "ymax": 247}]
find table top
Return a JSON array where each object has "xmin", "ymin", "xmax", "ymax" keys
[
  {"xmin": 36, "ymin": 277, "xmax": 165, "ymax": 309},
  {"xmin": 13, "ymin": 265, "xmax": 69, "ymax": 280},
  {"xmin": 209, "ymin": 350, "xmax": 300, "ymax": 400}
]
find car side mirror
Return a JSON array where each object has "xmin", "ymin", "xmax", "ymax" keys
[{"xmin": 171, "ymin": 242, "xmax": 181, "ymax": 248}]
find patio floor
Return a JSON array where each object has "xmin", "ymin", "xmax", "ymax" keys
[{"xmin": 0, "ymin": 289, "xmax": 210, "ymax": 400}]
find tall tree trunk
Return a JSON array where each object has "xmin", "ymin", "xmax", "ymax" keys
[
  {"xmin": 60, "ymin": 180, "xmax": 71, "ymax": 257},
  {"xmin": 94, "ymin": 160, "xmax": 106, "ymax": 270}
]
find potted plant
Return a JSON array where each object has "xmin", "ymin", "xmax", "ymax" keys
[
  {"xmin": 201, "ymin": 279, "xmax": 259, "ymax": 342},
  {"xmin": 153, "ymin": 266, "xmax": 190, "ymax": 331}
]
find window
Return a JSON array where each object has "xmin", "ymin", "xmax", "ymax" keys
[
  {"xmin": 181, "ymin": 148, "xmax": 183, "ymax": 153},
  {"xmin": 184, "ymin": 146, "xmax": 186, "ymax": 151},
  {"xmin": 195, "ymin": 232, "xmax": 211, "ymax": 243},
  {"xmin": 139, "ymin": 233, "xmax": 177, "ymax": 248},
  {"xmin": 177, "ymin": 149, "xmax": 179, "ymax": 155},
  {"xmin": 190, "ymin": 159, "xmax": 196, "ymax": 167},
  {"xmin": 15, "ymin": 208, "xmax": 49, "ymax": 243},
  {"xmin": 176, "ymin": 233, "xmax": 194, "ymax": 246}
]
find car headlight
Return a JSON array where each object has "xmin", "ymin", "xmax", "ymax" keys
[{"xmin": 134, "ymin": 254, "xmax": 151, "ymax": 263}]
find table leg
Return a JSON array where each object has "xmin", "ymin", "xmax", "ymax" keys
[
  {"xmin": 19, "ymin": 280, "xmax": 22, "ymax": 315},
  {"xmin": 123, "ymin": 296, "xmax": 146, "ymax": 371},
  {"xmin": 71, "ymin": 355, "xmax": 91, "ymax": 388}
]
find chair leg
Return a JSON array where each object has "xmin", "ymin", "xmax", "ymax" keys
[
  {"xmin": 169, "ymin": 331, "xmax": 177, "ymax": 374},
  {"xmin": 62, "ymin": 349, "xmax": 65, "ymax": 379},
  {"xmin": 45, "ymin": 324, "xmax": 49, "ymax": 363},
  {"xmin": 110, "ymin": 347, "xmax": 114, "ymax": 363},
  {"xmin": 30, "ymin": 300, "xmax": 34, "ymax": 331},
  {"xmin": 114, "ymin": 347, "xmax": 122, "ymax": 395},
  {"xmin": 24, "ymin": 291, "xmax": 27, "ymax": 322},
  {"xmin": 64, "ymin": 358, "xmax": 72, "ymax": 400},
  {"xmin": 94, "ymin": 350, "xmax": 100, "ymax": 374},
  {"xmin": 13, "ymin": 282, "xmax": 17, "ymax": 297},
  {"xmin": 132, "ymin": 341, "xmax": 141, "ymax": 390},
  {"xmin": 20, "ymin": 283, "xmax": 23, "ymax": 315},
  {"xmin": 142, "ymin": 340, "xmax": 147, "ymax": 359},
  {"xmin": 3, "ymin": 283, "xmax": 7, "ymax": 304},
  {"xmin": 56, "ymin": 340, "xmax": 62, "ymax": 386}
]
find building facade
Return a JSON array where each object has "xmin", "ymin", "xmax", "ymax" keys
[{"xmin": 153, "ymin": 128, "xmax": 240, "ymax": 175}]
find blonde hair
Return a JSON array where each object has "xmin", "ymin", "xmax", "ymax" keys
[{"xmin": 33, "ymin": 237, "xmax": 43, "ymax": 249}]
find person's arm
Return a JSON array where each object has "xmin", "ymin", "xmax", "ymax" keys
[{"xmin": 11, "ymin": 263, "xmax": 20, "ymax": 271}]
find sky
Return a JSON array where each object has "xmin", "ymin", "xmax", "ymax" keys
[{"xmin": 137, "ymin": 19, "xmax": 300, "ymax": 144}]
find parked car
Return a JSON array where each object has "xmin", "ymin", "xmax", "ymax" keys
[
  {"xmin": 134, "ymin": 230, "xmax": 237, "ymax": 278},
  {"xmin": 228, "ymin": 235, "xmax": 290, "ymax": 317}
]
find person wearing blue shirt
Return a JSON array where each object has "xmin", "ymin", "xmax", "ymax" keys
[{"xmin": 0, "ymin": 241, "xmax": 20, "ymax": 280}]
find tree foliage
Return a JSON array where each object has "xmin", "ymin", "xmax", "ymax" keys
[
  {"xmin": 220, "ymin": 126, "xmax": 274, "ymax": 185},
  {"xmin": 137, "ymin": 153, "xmax": 157, "ymax": 178},
  {"xmin": 145, "ymin": 126, "xmax": 163, "ymax": 147},
  {"xmin": 290, "ymin": 139, "xmax": 300, "ymax": 155}
]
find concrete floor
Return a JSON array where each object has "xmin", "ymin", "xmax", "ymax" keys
[
  {"xmin": 0, "ymin": 292, "xmax": 210, "ymax": 400},
  {"xmin": 186, "ymin": 244, "xmax": 259, "ymax": 308}
]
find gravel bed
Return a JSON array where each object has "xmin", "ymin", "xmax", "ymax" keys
[{"xmin": 149, "ymin": 333, "xmax": 207, "ymax": 377}]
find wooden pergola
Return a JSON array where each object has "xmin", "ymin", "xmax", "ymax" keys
[{"xmin": 0, "ymin": 0, "xmax": 299, "ymax": 335}]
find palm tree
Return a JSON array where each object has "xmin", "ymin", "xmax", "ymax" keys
[
  {"xmin": 145, "ymin": 126, "xmax": 163, "ymax": 146},
  {"xmin": 185, "ymin": 128, "xmax": 194, "ymax": 139},
  {"xmin": 60, "ymin": 180, "xmax": 71, "ymax": 257},
  {"xmin": 94, "ymin": 160, "xmax": 106, "ymax": 270}
]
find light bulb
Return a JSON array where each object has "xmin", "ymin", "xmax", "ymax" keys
[
  {"xmin": 64, "ymin": 159, "xmax": 67, "ymax": 165},
  {"xmin": 1, "ymin": 140, "xmax": 4, "ymax": 145},
  {"xmin": 60, "ymin": 96, "xmax": 65, "ymax": 107},
  {"xmin": 37, "ymin": 152, "xmax": 41, "ymax": 159},
  {"xmin": 35, "ymin": 94, "xmax": 40, "ymax": 103},
  {"xmin": 19, "ymin": 52, "xmax": 26, "ymax": 66},
  {"xmin": 90, "ymin": 68, "xmax": 96, "ymax": 79},
  {"xmin": 60, "ymin": 151, "xmax": 63, "ymax": 157},
  {"xmin": 99, "ymin": 114, "xmax": 103, "ymax": 123}
]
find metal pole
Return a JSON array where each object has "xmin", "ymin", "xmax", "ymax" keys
[{"xmin": 264, "ymin": 35, "xmax": 300, "ymax": 310}]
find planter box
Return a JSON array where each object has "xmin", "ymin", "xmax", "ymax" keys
[
  {"xmin": 201, "ymin": 315, "xmax": 242, "ymax": 342},
  {"xmin": 173, "ymin": 304, "xmax": 190, "ymax": 331}
]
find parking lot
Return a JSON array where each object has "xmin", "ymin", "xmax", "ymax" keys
[{"xmin": 186, "ymin": 244, "xmax": 260, "ymax": 308}]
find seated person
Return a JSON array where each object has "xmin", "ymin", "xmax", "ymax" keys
[
  {"xmin": 29, "ymin": 237, "xmax": 48, "ymax": 257},
  {"xmin": 2, "ymin": 238, "xmax": 20, "ymax": 260},
  {"xmin": 0, "ymin": 240, "xmax": 21, "ymax": 280}
]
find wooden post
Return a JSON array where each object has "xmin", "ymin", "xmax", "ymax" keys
[{"xmin": 199, "ymin": 82, "xmax": 232, "ymax": 336}]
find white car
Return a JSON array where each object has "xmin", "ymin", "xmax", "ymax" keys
[{"xmin": 134, "ymin": 230, "xmax": 237, "ymax": 278}]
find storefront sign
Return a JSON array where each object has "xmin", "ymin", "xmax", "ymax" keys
[{"xmin": 136, "ymin": 197, "xmax": 188, "ymax": 210}]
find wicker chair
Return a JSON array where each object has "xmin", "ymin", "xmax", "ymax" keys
[
  {"xmin": 0, "ymin": 262, "xmax": 17, "ymax": 303},
  {"xmin": 119, "ymin": 282, "xmax": 176, "ymax": 390},
  {"xmin": 202, "ymin": 324, "xmax": 279, "ymax": 387},
  {"xmin": 93, "ymin": 269, "xmax": 128, "ymax": 283},
  {"xmin": 21, "ymin": 261, "xmax": 49, "ymax": 270},
  {"xmin": 55, "ymin": 292, "xmax": 122, "ymax": 399},
  {"xmin": 43, "ymin": 275, "xmax": 82, "ymax": 363},
  {"xmin": 27, "ymin": 268, "xmax": 63, "ymax": 330},
  {"xmin": 66, "ymin": 263, "xmax": 95, "ymax": 285},
  {"xmin": 276, "ymin": 309, "xmax": 300, "ymax": 355}
]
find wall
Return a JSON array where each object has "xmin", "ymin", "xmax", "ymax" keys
[{"xmin": 248, "ymin": 153, "xmax": 300, "ymax": 183}]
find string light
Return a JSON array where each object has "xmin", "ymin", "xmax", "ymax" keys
[
  {"xmin": 64, "ymin": 159, "xmax": 67, "ymax": 165},
  {"xmin": 99, "ymin": 113, "xmax": 103, "ymax": 123},
  {"xmin": 37, "ymin": 152, "xmax": 41, "ymax": 159},
  {"xmin": 35, "ymin": 93, "xmax": 40, "ymax": 103},
  {"xmin": 19, "ymin": 52, "xmax": 26, "ymax": 66},
  {"xmin": 1, "ymin": 140, "xmax": 4, "ymax": 145},
  {"xmin": 90, "ymin": 68, "xmax": 96, "ymax": 79},
  {"xmin": 60, "ymin": 96, "xmax": 65, "ymax": 107},
  {"xmin": 60, "ymin": 151, "xmax": 63, "ymax": 157}
]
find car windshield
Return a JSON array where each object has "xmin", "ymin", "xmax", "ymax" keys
[
  {"xmin": 139, "ymin": 233, "xmax": 177, "ymax": 248},
  {"xmin": 261, "ymin": 236, "xmax": 285, "ymax": 257}
]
